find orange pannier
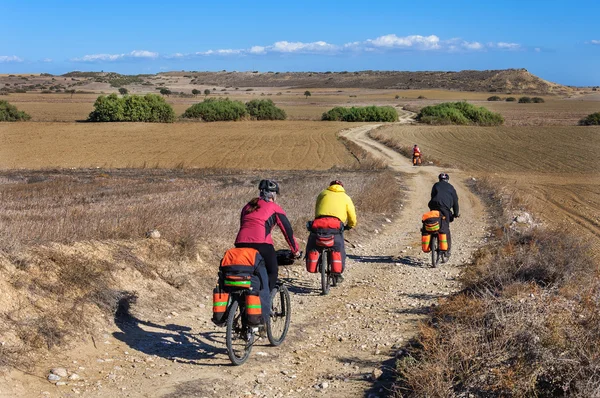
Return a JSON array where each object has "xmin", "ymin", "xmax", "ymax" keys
[
  {"xmin": 220, "ymin": 247, "xmax": 259, "ymax": 290},
  {"xmin": 439, "ymin": 233, "xmax": 448, "ymax": 251},
  {"xmin": 245, "ymin": 291, "xmax": 262, "ymax": 325},
  {"xmin": 212, "ymin": 287, "xmax": 229, "ymax": 325},
  {"xmin": 422, "ymin": 210, "xmax": 441, "ymax": 233},
  {"xmin": 421, "ymin": 234, "xmax": 431, "ymax": 252}
]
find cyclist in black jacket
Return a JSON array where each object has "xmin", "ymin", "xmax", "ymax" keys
[{"xmin": 428, "ymin": 173, "xmax": 459, "ymax": 256}]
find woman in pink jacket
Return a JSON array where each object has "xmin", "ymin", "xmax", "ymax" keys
[{"xmin": 235, "ymin": 179, "xmax": 301, "ymax": 291}]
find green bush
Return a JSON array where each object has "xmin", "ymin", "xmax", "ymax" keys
[
  {"xmin": 487, "ymin": 96, "xmax": 502, "ymax": 101},
  {"xmin": 321, "ymin": 105, "xmax": 398, "ymax": 122},
  {"xmin": 181, "ymin": 98, "xmax": 248, "ymax": 121},
  {"xmin": 245, "ymin": 99, "xmax": 286, "ymax": 120},
  {"xmin": 87, "ymin": 93, "xmax": 175, "ymax": 123},
  {"xmin": 579, "ymin": 112, "xmax": 600, "ymax": 126},
  {"xmin": 505, "ymin": 97, "xmax": 516, "ymax": 102},
  {"xmin": 532, "ymin": 97, "xmax": 545, "ymax": 103},
  {"xmin": 0, "ymin": 100, "xmax": 31, "ymax": 121},
  {"xmin": 519, "ymin": 96, "xmax": 533, "ymax": 103},
  {"xmin": 417, "ymin": 102, "xmax": 504, "ymax": 126}
]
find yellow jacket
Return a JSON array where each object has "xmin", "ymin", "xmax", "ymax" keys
[{"xmin": 314, "ymin": 184, "xmax": 357, "ymax": 228}]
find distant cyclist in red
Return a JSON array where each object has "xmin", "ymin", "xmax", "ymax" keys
[
  {"xmin": 412, "ymin": 144, "xmax": 422, "ymax": 166},
  {"xmin": 235, "ymin": 179, "xmax": 301, "ymax": 292}
]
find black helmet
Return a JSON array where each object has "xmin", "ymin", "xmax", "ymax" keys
[
  {"xmin": 329, "ymin": 179, "xmax": 344, "ymax": 187},
  {"xmin": 438, "ymin": 173, "xmax": 449, "ymax": 182},
  {"xmin": 258, "ymin": 179, "xmax": 280, "ymax": 194}
]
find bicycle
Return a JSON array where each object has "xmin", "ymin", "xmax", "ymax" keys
[{"xmin": 223, "ymin": 251, "xmax": 294, "ymax": 365}]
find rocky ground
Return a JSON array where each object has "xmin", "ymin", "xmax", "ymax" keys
[{"xmin": 1, "ymin": 117, "xmax": 489, "ymax": 398}]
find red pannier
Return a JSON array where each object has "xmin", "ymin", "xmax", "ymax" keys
[
  {"xmin": 306, "ymin": 250, "xmax": 319, "ymax": 273},
  {"xmin": 311, "ymin": 217, "xmax": 342, "ymax": 230}
]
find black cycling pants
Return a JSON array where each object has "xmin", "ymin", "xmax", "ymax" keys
[{"xmin": 235, "ymin": 242, "xmax": 278, "ymax": 291}]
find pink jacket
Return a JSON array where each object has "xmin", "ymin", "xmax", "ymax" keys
[{"xmin": 235, "ymin": 199, "xmax": 299, "ymax": 252}]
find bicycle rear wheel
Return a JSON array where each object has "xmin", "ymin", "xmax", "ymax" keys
[
  {"xmin": 225, "ymin": 299, "xmax": 253, "ymax": 365},
  {"xmin": 267, "ymin": 285, "xmax": 291, "ymax": 346},
  {"xmin": 430, "ymin": 234, "xmax": 439, "ymax": 268},
  {"xmin": 320, "ymin": 251, "xmax": 330, "ymax": 295}
]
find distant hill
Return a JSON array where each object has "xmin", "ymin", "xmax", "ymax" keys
[
  {"xmin": 160, "ymin": 68, "xmax": 571, "ymax": 95},
  {"xmin": 0, "ymin": 69, "xmax": 570, "ymax": 96}
]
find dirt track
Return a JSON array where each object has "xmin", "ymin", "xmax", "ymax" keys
[{"xmin": 2, "ymin": 118, "xmax": 488, "ymax": 398}]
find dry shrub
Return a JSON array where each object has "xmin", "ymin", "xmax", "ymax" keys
[
  {"xmin": 396, "ymin": 228, "xmax": 600, "ymax": 397},
  {"xmin": 354, "ymin": 170, "xmax": 404, "ymax": 215}
]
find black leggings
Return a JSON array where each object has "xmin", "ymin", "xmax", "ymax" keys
[{"xmin": 235, "ymin": 243, "xmax": 278, "ymax": 291}]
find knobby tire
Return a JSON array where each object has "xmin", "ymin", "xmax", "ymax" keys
[
  {"xmin": 431, "ymin": 234, "xmax": 439, "ymax": 268},
  {"xmin": 267, "ymin": 285, "xmax": 291, "ymax": 346},
  {"xmin": 320, "ymin": 251, "xmax": 330, "ymax": 295},
  {"xmin": 225, "ymin": 299, "xmax": 253, "ymax": 366}
]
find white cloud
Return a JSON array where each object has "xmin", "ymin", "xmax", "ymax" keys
[
  {"xmin": 41, "ymin": 58, "xmax": 53, "ymax": 63},
  {"xmin": 70, "ymin": 35, "xmax": 525, "ymax": 63},
  {"xmin": 72, "ymin": 50, "xmax": 159, "ymax": 62},
  {"xmin": 462, "ymin": 41, "xmax": 483, "ymax": 50},
  {"xmin": 270, "ymin": 40, "xmax": 338, "ymax": 53},
  {"xmin": 196, "ymin": 48, "xmax": 243, "ymax": 56},
  {"xmin": 249, "ymin": 46, "xmax": 266, "ymax": 54},
  {"xmin": 534, "ymin": 48, "xmax": 541, "ymax": 52},
  {"xmin": 0, "ymin": 55, "xmax": 23, "ymax": 63},
  {"xmin": 366, "ymin": 34, "xmax": 441, "ymax": 50},
  {"xmin": 496, "ymin": 42, "xmax": 521, "ymax": 50},
  {"xmin": 590, "ymin": 40, "xmax": 600, "ymax": 45},
  {"xmin": 130, "ymin": 50, "xmax": 159, "ymax": 58}
]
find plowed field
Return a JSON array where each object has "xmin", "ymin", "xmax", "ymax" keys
[
  {"xmin": 372, "ymin": 125, "xmax": 600, "ymax": 246},
  {"xmin": 0, "ymin": 121, "xmax": 352, "ymax": 170}
]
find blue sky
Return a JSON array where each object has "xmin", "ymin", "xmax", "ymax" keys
[{"xmin": 1, "ymin": 0, "xmax": 599, "ymax": 85}]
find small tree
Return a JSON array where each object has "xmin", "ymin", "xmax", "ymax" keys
[
  {"xmin": 505, "ymin": 97, "xmax": 516, "ymax": 102},
  {"xmin": 487, "ymin": 96, "xmax": 502, "ymax": 101},
  {"xmin": 532, "ymin": 97, "xmax": 545, "ymax": 103},
  {"xmin": 518, "ymin": 96, "xmax": 532, "ymax": 103},
  {"xmin": 579, "ymin": 112, "xmax": 600, "ymax": 126},
  {"xmin": 304, "ymin": 90, "xmax": 311, "ymax": 99},
  {"xmin": 0, "ymin": 100, "xmax": 31, "ymax": 121},
  {"xmin": 159, "ymin": 88, "xmax": 171, "ymax": 97},
  {"xmin": 204, "ymin": 89, "xmax": 211, "ymax": 96},
  {"xmin": 192, "ymin": 89, "xmax": 200, "ymax": 97},
  {"xmin": 118, "ymin": 87, "xmax": 129, "ymax": 96}
]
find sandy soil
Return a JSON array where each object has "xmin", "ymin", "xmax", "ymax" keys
[{"xmin": 1, "ymin": 115, "xmax": 489, "ymax": 397}]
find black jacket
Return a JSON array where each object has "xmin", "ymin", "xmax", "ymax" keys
[{"xmin": 428, "ymin": 181, "xmax": 459, "ymax": 217}]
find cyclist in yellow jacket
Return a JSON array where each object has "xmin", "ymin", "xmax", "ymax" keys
[{"xmin": 305, "ymin": 180, "xmax": 357, "ymax": 282}]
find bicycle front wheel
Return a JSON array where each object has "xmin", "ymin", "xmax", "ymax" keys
[
  {"xmin": 267, "ymin": 284, "xmax": 291, "ymax": 346},
  {"xmin": 430, "ymin": 234, "xmax": 439, "ymax": 268},
  {"xmin": 225, "ymin": 299, "xmax": 253, "ymax": 365}
]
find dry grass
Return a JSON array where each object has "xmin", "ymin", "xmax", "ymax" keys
[
  {"xmin": 0, "ymin": 168, "xmax": 396, "ymax": 252},
  {"xmin": 0, "ymin": 167, "xmax": 404, "ymax": 368},
  {"xmin": 0, "ymin": 121, "xmax": 353, "ymax": 170},
  {"xmin": 396, "ymin": 228, "xmax": 600, "ymax": 397}
]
